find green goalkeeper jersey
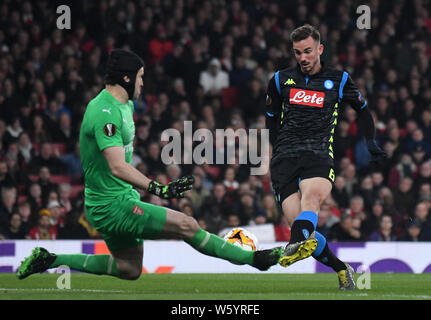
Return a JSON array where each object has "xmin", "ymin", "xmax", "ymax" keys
[{"xmin": 79, "ymin": 89, "xmax": 136, "ymax": 206}]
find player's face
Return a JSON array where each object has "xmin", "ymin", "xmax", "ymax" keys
[
  {"xmin": 293, "ymin": 36, "xmax": 323, "ymax": 75},
  {"xmin": 133, "ymin": 67, "xmax": 144, "ymax": 100}
]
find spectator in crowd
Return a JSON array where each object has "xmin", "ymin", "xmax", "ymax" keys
[
  {"xmin": 30, "ymin": 114, "xmax": 52, "ymax": 144},
  {"xmin": 17, "ymin": 201, "xmax": 33, "ymax": 233},
  {"xmin": 58, "ymin": 210, "xmax": 90, "ymax": 239},
  {"xmin": 1, "ymin": 211, "xmax": 29, "ymax": 239},
  {"xmin": 260, "ymin": 194, "xmax": 280, "ymax": 224},
  {"xmin": 341, "ymin": 163, "xmax": 358, "ymax": 197},
  {"xmin": 17, "ymin": 131, "xmax": 35, "ymax": 165},
  {"xmin": 0, "ymin": 161, "xmax": 14, "ymax": 191},
  {"xmin": 199, "ymin": 58, "xmax": 229, "ymax": 96},
  {"xmin": 371, "ymin": 171, "xmax": 386, "ymax": 197},
  {"xmin": 388, "ymin": 154, "xmax": 417, "ymax": 189},
  {"xmin": 274, "ymin": 215, "xmax": 291, "ymax": 242},
  {"xmin": 3, "ymin": 117, "xmax": 24, "ymax": 147},
  {"xmin": 28, "ymin": 142, "xmax": 66, "ymax": 174},
  {"xmin": 27, "ymin": 183, "xmax": 43, "ymax": 219},
  {"xmin": 411, "ymin": 144, "xmax": 429, "ymax": 167},
  {"xmin": 186, "ymin": 173, "xmax": 211, "ymax": 212},
  {"xmin": 348, "ymin": 195, "xmax": 368, "ymax": 221},
  {"xmin": 47, "ymin": 200, "xmax": 65, "ymax": 230},
  {"xmin": 415, "ymin": 161, "xmax": 431, "ymax": 193},
  {"xmin": 144, "ymin": 141, "xmax": 165, "ymax": 175},
  {"xmin": 229, "ymin": 56, "xmax": 252, "ymax": 88},
  {"xmin": 406, "ymin": 128, "xmax": 431, "ymax": 155},
  {"xmin": 362, "ymin": 200, "xmax": 384, "ymax": 238},
  {"xmin": 29, "ymin": 209, "xmax": 57, "ymax": 240},
  {"xmin": 331, "ymin": 175, "xmax": 350, "ymax": 210},
  {"xmin": 329, "ymin": 214, "xmax": 363, "ymax": 242},
  {"xmin": 55, "ymin": 141, "xmax": 83, "ymax": 183},
  {"xmin": 200, "ymin": 182, "xmax": 231, "ymax": 234},
  {"xmin": 412, "ymin": 202, "xmax": 431, "ymax": 240},
  {"xmin": 369, "ymin": 215, "xmax": 397, "ymax": 241},
  {"xmin": 223, "ymin": 166, "xmax": 239, "ymax": 191},
  {"xmin": 226, "ymin": 213, "xmax": 241, "ymax": 228},
  {"xmin": 58, "ymin": 183, "xmax": 73, "ymax": 214},
  {"xmin": 417, "ymin": 183, "xmax": 431, "ymax": 203},
  {"xmin": 315, "ymin": 206, "xmax": 332, "ymax": 239},
  {"xmin": 393, "ymin": 177, "xmax": 416, "ymax": 215},
  {"xmin": 0, "ymin": 185, "xmax": 17, "ymax": 227},
  {"xmin": 398, "ymin": 219, "xmax": 422, "ymax": 242},
  {"xmin": 181, "ymin": 203, "xmax": 194, "ymax": 217},
  {"xmin": 4, "ymin": 150, "xmax": 29, "ymax": 187},
  {"xmin": 357, "ymin": 175, "xmax": 374, "ymax": 211},
  {"xmin": 35, "ymin": 166, "xmax": 57, "ymax": 205}
]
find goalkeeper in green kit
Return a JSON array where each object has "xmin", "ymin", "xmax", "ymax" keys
[{"xmin": 17, "ymin": 49, "xmax": 282, "ymax": 280}]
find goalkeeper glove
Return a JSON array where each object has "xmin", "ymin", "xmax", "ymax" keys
[
  {"xmin": 367, "ymin": 139, "xmax": 386, "ymax": 164},
  {"xmin": 147, "ymin": 175, "xmax": 195, "ymax": 199}
]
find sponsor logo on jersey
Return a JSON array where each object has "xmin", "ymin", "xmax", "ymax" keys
[
  {"xmin": 132, "ymin": 205, "xmax": 144, "ymax": 215},
  {"xmin": 289, "ymin": 88, "xmax": 325, "ymax": 108},
  {"xmin": 284, "ymin": 78, "xmax": 296, "ymax": 85},
  {"xmin": 103, "ymin": 123, "xmax": 116, "ymax": 136}
]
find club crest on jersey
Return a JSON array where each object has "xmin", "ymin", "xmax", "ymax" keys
[
  {"xmin": 132, "ymin": 205, "xmax": 144, "ymax": 215},
  {"xmin": 324, "ymin": 80, "xmax": 334, "ymax": 90},
  {"xmin": 103, "ymin": 123, "xmax": 116, "ymax": 137},
  {"xmin": 289, "ymin": 88, "xmax": 325, "ymax": 108}
]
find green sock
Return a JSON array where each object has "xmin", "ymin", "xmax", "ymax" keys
[
  {"xmin": 50, "ymin": 254, "xmax": 119, "ymax": 277},
  {"xmin": 185, "ymin": 229, "xmax": 254, "ymax": 265}
]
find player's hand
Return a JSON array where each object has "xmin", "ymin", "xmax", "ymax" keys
[
  {"xmin": 367, "ymin": 139, "xmax": 386, "ymax": 164},
  {"xmin": 147, "ymin": 175, "xmax": 195, "ymax": 199}
]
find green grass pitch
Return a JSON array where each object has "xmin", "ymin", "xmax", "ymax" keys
[{"xmin": 0, "ymin": 273, "xmax": 430, "ymax": 300}]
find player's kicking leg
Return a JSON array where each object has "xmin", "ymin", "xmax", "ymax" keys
[
  {"xmin": 279, "ymin": 177, "xmax": 331, "ymax": 267},
  {"xmin": 278, "ymin": 190, "xmax": 355, "ymax": 290}
]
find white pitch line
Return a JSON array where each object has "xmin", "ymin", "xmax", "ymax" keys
[{"xmin": 0, "ymin": 288, "xmax": 137, "ymax": 294}]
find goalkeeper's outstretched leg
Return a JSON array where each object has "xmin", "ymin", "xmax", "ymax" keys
[{"xmin": 18, "ymin": 206, "xmax": 282, "ymax": 281}]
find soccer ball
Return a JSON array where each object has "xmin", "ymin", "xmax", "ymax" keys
[{"xmin": 223, "ymin": 227, "xmax": 259, "ymax": 251}]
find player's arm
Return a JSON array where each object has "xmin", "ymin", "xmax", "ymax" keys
[
  {"xmin": 103, "ymin": 146, "xmax": 151, "ymax": 189},
  {"xmin": 103, "ymin": 146, "xmax": 194, "ymax": 199},
  {"xmin": 265, "ymin": 76, "xmax": 283, "ymax": 146},
  {"xmin": 341, "ymin": 73, "xmax": 386, "ymax": 164},
  {"xmin": 95, "ymin": 109, "xmax": 194, "ymax": 199}
]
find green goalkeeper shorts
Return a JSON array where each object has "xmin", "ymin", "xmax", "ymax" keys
[{"xmin": 85, "ymin": 189, "xmax": 167, "ymax": 252}]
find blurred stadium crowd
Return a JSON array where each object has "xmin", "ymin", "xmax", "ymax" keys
[{"xmin": 0, "ymin": 0, "xmax": 431, "ymax": 242}]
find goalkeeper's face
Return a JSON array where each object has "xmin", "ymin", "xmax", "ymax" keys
[
  {"xmin": 133, "ymin": 67, "xmax": 145, "ymax": 100},
  {"xmin": 293, "ymin": 36, "xmax": 323, "ymax": 75}
]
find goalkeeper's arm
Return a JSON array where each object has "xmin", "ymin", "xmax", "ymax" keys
[
  {"xmin": 103, "ymin": 146, "xmax": 152, "ymax": 190},
  {"xmin": 103, "ymin": 146, "xmax": 194, "ymax": 199}
]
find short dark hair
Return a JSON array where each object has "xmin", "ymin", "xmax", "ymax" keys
[{"xmin": 290, "ymin": 24, "xmax": 320, "ymax": 43}]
